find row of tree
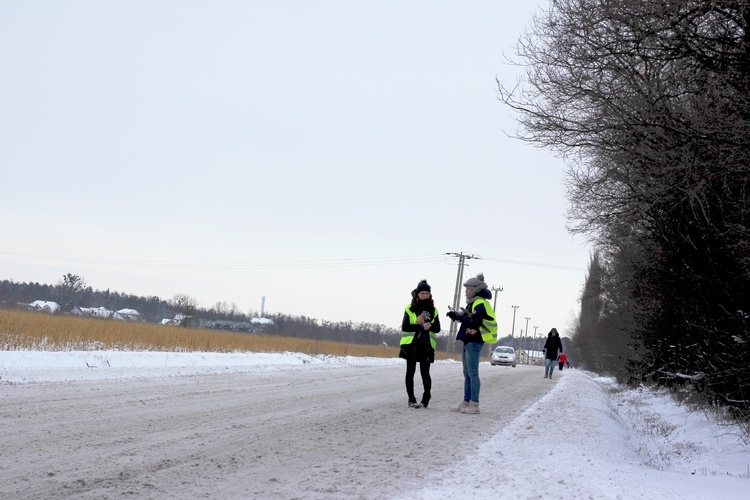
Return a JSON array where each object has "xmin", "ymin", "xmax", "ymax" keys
[
  {"xmin": 498, "ymin": 1, "xmax": 750, "ymax": 421},
  {"xmin": 1, "ymin": 275, "xmax": 173, "ymax": 322},
  {"xmin": 1, "ymin": 274, "xmax": 566, "ymax": 356},
  {"xmin": 0, "ymin": 276, "xmax": 408, "ymax": 346}
]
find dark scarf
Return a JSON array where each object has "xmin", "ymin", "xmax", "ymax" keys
[
  {"xmin": 410, "ymin": 298, "xmax": 434, "ymax": 316},
  {"xmin": 466, "ymin": 287, "xmax": 489, "ymax": 306}
]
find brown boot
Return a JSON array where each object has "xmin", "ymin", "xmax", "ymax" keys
[
  {"xmin": 460, "ymin": 401, "xmax": 480, "ymax": 414},
  {"xmin": 543, "ymin": 373, "xmax": 548, "ymax": 379},
  {"xmin": 450, "ymin": 401, "xmax": 469, "ymax": 412}
]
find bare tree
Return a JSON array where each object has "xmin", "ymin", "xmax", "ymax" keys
[
  {"xmin": 213, "ymin": 301, "xmax": 228, "ymax": 316},
  {"xmin": 498, "ymin": 0, "xmax": 750, "ymax": 416},
  {"xmin": 57, "ymin": 273, "xmax": 91, "ymax": 309},
  {"xmin": 170, "ymin": 294, "xmax": 197, "ymax": 328}
]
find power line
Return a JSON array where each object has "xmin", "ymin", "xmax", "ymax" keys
[
  {"xmin": 0, "ymin": 251, "xmax": 446, "ymax": 270},
  {"xmin": 0, "ymin": 250, "xmax": 585, "ymax": 271},
  {"xmin": 483, "ymin": 256, "xmax": 585, "ymax": 271}
]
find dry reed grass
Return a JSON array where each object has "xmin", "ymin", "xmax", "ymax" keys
[{"xmin": 0, "ymin": 309, "xmax": 453, "ymax": 360}]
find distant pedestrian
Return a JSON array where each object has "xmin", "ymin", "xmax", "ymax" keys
[
  {"xmin": 399, "ymin": 280, "xmax": 440, "ymax": 408},
  {"xmin": 558, "ymin": 352, "xmax": 568, "ymax": 371},
  {"xmin": 543, "ymin": 328, "xmax": 563, "ymax": 379},
  {"xmin": 446, "ymin": 273, "xmax": 498, "ymax": 414}
]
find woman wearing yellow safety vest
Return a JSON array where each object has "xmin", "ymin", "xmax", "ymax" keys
[
  {"xmin": 446, "ymin": 273, "xmax": 498, "ymax": 414},
  {"xmin": 399, "ymin": 279, "xmax": 441, "ymax": 408}
]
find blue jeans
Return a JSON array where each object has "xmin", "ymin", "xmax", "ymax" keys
[
  {"xmin": 544, "ymin": 358, "xmax": 555, "ymax": 375},
  {"xmin": 462, "ymin": 342, "xmax": 483, "ymax": 403}
]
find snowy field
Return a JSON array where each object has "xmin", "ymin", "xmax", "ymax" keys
[{"xmin": 1, "ymin": 350, "xmax": 748, "ymax": 499}]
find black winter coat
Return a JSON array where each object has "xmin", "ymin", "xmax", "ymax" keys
[
  {"xmin": 399, "ymin": 303, "xmax": 440, "ymax": 363},
  {"xmin": 544, "ymin": 335, "xmax": 563, "ymax": 360}
]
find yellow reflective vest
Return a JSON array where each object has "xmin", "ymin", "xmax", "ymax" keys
[
  {"xmin": 470, "ymin": 298, "xmax": 498, "ymax": 344},
  {"xmin": 401, "ymin": 306, "xmax": 438, "ymax": 350}
]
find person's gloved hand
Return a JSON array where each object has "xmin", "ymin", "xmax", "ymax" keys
[{"xmin": 447, "ymin": 311, "xmax": 458, "ymax": 320}]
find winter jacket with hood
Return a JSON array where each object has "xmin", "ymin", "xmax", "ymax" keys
[
  {"xmin": 454, "ymin": 288, "xmax": 493, "ymax": 344},
  {"xmin": 544, "ymin": 331, "xmax": 563, "ymax": 360}
]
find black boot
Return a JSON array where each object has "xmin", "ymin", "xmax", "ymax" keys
[
  {"xmin": 408, "ymin": 397, "xmax": 419, "ymax": 408},
  {"xmin": 420, "ymin": 393, "xmax": 431, "ymax": 409}
]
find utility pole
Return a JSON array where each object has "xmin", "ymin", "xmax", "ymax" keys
[
  {"xmin": 510, "ymin": 305, "xmax": 519, "ymax": 350},
  {"xmin": 524, "ymin": 317, "xmax": 531, "ymax": 364},
  {"xmin": 445, "ymin": 252, "xmax": 480, "ymax": 354},
  {"xmin": 488, "ymin": 285, "xmax": 503, "ymax": 358},
  {"xmin": 533, "ymin": 325, "xmax": 539, "ymax": 359},
  {"xmin": 491, "ymin": 285, "xmax": 503, "ymax": 313}
]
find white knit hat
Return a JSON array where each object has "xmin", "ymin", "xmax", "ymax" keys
[{"xmin": 463, "ymin": 273, "xmax": 487, "ymax": 291}]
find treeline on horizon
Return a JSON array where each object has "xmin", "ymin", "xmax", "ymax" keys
[
  {"xmin": 502, "ymin": 1, "xmax": 750, "ymax": 425},
  {"xmin": 0, "ymin": 276, "xmax": 550, "ymax": 355},
  {"xmin": 0, "ymin": 277, "xmax": 407, "ymax": 349}
]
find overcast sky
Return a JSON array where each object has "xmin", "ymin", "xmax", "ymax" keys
[{"xmin": 0, "ymin": 0, "xmax": 591, "ymax": 337}]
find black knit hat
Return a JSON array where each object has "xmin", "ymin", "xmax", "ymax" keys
[{"xmin": 411, "ymin": 279, "xmax": 431, "ymax": 298}]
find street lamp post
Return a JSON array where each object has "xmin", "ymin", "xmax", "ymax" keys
[
  {"xmin": 510, "ymin": 305, "xmax": 519, "ymax": 350},
  {"xmin": 524, "ymin": 317, "xmax": 531, "ymax": 364}
]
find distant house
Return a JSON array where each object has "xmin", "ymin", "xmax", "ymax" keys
[
  {"xmin": 71, "ymin": 306, "xmax": 113, "ymax": 319},
  {"xmin": 161, "ymin": 313, "xmax": 189, "ymax": 326},
  {"xmin": 71, "ymin": 307, "xmax": 141, "ymax": 321},
  {"xmin": 29, "ymin": 300, "xmax": 61, "ymax": 314},
  {"xmin": 115, "ymin": 309, "xmax": 141, "ymax": 321},
  {"xmin": 249, "ymin": 316, "xmax": 275, "ymax": 333},
  {"xmin": 519, "ymin": 349, "xmax": 545, "ymax": 365}
]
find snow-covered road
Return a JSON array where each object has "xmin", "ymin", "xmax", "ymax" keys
[{"xmin": 1, "ymin": 362, "xmax": 549, "ymax": 499}]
